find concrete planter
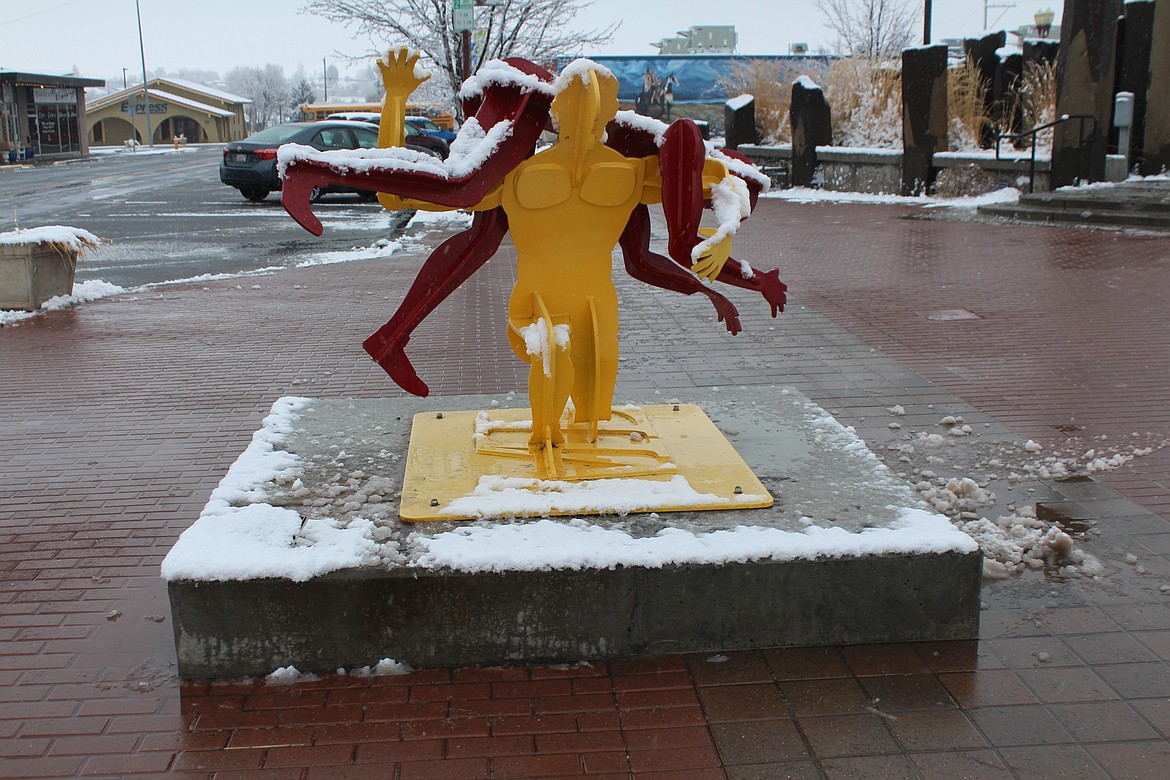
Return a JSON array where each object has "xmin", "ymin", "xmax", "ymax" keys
[{"xmin": 0, "ymin": 228, "xmax": 98, "ymax": 311}]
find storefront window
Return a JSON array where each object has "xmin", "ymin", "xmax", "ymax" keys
[{"xmin": 29, "ymin": 88, "xmax": 81, "ymax": 154}]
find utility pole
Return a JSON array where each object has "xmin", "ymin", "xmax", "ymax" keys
[
  {"xmin": 984, "ymin": 0, "xmax": 1016, "ymax": 30},
  {"xmin": 122, "ymin": 67, "xmax": 127, "ymax": 89},
  {"xmin": 323, "ymin": 57, "xmax": 328, "ymax": 102},
  {"xmin": 923, "ymin": 0, "xmax": 932, "ymax": 44},
  {"xmin": 135, "ymin": 0, "xmax": 152, "ymax": 146}
]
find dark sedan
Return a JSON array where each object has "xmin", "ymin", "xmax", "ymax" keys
[
  {"xmin": 326, "ymin": 112, "xmax": 452, "ymax": 159},
  {"xmin": 219, "ymin": 120, "xmax": 440, "ymax": 202}
]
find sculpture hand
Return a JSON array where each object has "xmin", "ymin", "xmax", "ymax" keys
[
  {"xmin": 690, "ymin": 229, "xmax": 733, "ymax": 282},
  {"xmin": 710, "ymin": 294, "xmax": 742, "ymax": 335},
  {"xmin": 376, "ymin": 47, "xmax": 431, "ymax": 99},
  {"xmin": 755, "ymin": 267, "xmax": 788, "ymax": 317}
]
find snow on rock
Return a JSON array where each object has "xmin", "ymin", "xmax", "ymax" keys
[
  {"xmin": 412, "ymin": 507, "xmax": 974, "ymax": 574},
  {"xmin": 437, "ymin": 474, "xmax": 754, "ymax": 521},
  {"xmin": 794, "ymin": 75, "xmax": 822, "ymax": 91},
  {"xmin": 164, "ymin": 392, "xmax": 982, "ymax": 582},
  {"xmin": 407, "ymin": 210, "xmax": 474, "ymax": 229},
  {"xmin": 0, "ymin": 225, "xmax": 100, "ymax": 251},
  {"xmin": 726, "ymin": 93, "xmax": 754, "ymax": 110},
  {"xmin": 340, "ymin": 658, "xmax": 413, "ymax": 677},
  {"xmin": 0, "ymin": 279, "xmax": 127, "ymax": 327},
  {"xmin": 959, "ymin": 507, "xmax": 1101, "ymax": 579},
  {"xmin": 266, "ymin": 665, "xmax": 316, "ymax": 684},
  {"xmin": 161, "ymin": 397, "xmax": 397, "ymax": 582}
]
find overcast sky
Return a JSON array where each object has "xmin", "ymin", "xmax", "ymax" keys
[{"xmin": 1, "ymin": 0, "xmax": 1060, "ymax": 82}]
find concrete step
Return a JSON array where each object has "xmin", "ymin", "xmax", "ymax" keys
[
  {"xmin": 1019, "ymin": 188, "xmax": 1170, "ymax": 215},
  {"xmin": 978, "ymin": 202, "xmax": 1170, "ymax": 230},
  {"xmin": 979, "ymin": 181, "xmax": 1170, "ymax": 230}
]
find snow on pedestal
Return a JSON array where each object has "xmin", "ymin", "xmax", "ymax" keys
[{"xmin": 163, "ymin": 387, "xmax": 982, "ymax": 677}]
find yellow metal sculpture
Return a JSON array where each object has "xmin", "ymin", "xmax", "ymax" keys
[{"xmin": 279, "ymin": 49, "xmax": 788, "ymax": 520}]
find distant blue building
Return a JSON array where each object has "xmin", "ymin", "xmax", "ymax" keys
[{"xmin": 561, "ymin": 55, "xmax": 833, "ymax": 120}]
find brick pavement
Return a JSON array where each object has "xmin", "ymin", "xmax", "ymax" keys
[{"xmin": 2, "ymin": 198, "xmax": 1170, "ymax": 778}]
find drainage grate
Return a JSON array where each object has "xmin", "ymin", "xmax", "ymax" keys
[{"xmin": 925, "ymin": 309, "xmax": 982, "ymax": 321}]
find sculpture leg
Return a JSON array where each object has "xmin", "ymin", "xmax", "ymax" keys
[
  {"xmin": 509, "ymin": 292, "xmax": 572, "ymax": 478},
  {"xmin": 362, "ymin": 208, "xmax": 509, "ymax": 396}
]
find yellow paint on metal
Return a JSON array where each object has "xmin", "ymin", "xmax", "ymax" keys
[{"xmin": 399, "ymin": 404, "xmax": 773, "ymax": 522}]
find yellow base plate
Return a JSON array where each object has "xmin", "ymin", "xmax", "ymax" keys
[{"xmin": 400, "ymin": 404, "xmax": 773, "ymax": 522}]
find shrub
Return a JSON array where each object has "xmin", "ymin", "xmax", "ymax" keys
[
  {"xmin": 1010, "ymin": 59, "xmax": 1058, "ymax": 153},
  {"xmin": 716, "ymin": 58, "xmax": 793, "ymax": 143},
  {"xmin": 947, "ymin": 56, "xmax": 991, "ymax": 151},
  {"xmin": 820, "ymin": 57, "xmax": 902, "ymax": 148}
]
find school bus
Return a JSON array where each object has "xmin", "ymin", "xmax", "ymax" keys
[{"xmin": 299, "ymin": 102, "xmax": 455, "ymax": 130}]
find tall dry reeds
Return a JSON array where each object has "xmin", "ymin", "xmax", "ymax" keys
[
  {"xmin": 1010, "ymin": 60, "xmax": 1058, "ymax": 152},
  {"xmin": 820, "ymin": 57, "xmax": 902, "ymax": 148},
  {"xmin": 717, "ymin": 58, "xmax": 792, "ymax": 143},
  {"xmin": 947, "ymin": 56, "xmax": 991, "ymax": 151}
]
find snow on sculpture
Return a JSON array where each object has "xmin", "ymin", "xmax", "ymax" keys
[{"xmin": 277, "ymin": 48, "xmax": 787, "ymax": 504}]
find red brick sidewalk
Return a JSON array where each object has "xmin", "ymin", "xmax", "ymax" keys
[{"xmin": 3, "ymin": 199, "xmax": 1170, "ymax": 778}]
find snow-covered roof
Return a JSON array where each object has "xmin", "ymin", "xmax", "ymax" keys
[
  {"xmin": 160, "ymin": 77, "xmax": 251, "ymax": 105},
  {"xmin": 88, "ymin": 87, "xmax": 236, "ymax": 118}
]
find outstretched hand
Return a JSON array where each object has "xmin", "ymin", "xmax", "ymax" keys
[
  {"xmin": 755, "ymin": 267, "xmax": 788, "ymax": 317},
  {"xmin": 376, "ymin": 47, "xmax": 431, "ymax": 99},
  {"xmin": 690, "ymin": 227, "xmax": 733, "ymax": 282}
]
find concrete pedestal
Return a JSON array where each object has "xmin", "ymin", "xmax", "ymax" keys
[
  {"xmin": 164, "ymin": 388, "xmax": 982, "ymax": 678},
  {"xmin": 0, "ymin": 242, "xmax": 76, "ymax": 311}
]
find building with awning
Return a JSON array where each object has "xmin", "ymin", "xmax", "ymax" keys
[
  {"xmin": 1, "ymin": 71, "xmax": 106, "ymax": 161},
  {"xmin": 87, "ymin": 77, "xmax": 250, "ymax": 146}
]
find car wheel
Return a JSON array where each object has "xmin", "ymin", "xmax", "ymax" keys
[
  {"xmin": 241, "ymin": 188, "xmax": 269, "ymax": 202},
  {"xmin": 309, "ymin": 187, "xmax": 323, "ymax": 203}
]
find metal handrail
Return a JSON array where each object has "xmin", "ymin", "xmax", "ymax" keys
[{"xmin": 995, "ymin": 113, "xmax": 1098, "ymax": 193}]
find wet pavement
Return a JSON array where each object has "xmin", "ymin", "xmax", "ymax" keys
[{"xmin": 2, "ymin": 195, "xmax": 1170, "ymax": 778}]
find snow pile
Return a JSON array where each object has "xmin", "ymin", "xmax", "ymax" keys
[
  {"xmin": 266, "ymin": 665, "xmax": 316, "ymax": 684},
  {"xmin": 875, "ymin": 403, "xmax": 1170, "ymax": 579},
  {"xmin": 407, "ymin": 210, "xmax": 474, "ymax": 230},
  {"xmin": 341, "ymin": 658, "xmax": 412, "ymax": 677},
  {"xmin": 458, "ymin": 59, "xmax": 559, "ymax": 101},
  {"xmin": 726, "ymin": 93, "xmax": 754, "ymax": 110},
  {"xmin": 437, "ymin": 474, "xmax": 754, "ymax": 520},
  {"xmin": 161, "ymin": 397, "xmax": 398, "ymax": 581},
  {"xmin": 294, "ymin": 238, "xmax": 402, "ymax": 268},
  {"xmin": 412, "ymin": 507, "xmax": 974, "ymax": 573},
  {"xmin": 0, "ymin": 225, "xmax": 100, "ymax": 252},
  {"xmin": 1, "ymin": 279, "xmax": 127, "ymax": 327},
  {"xmin": 916, "ymin": 476, "xmax": 995, "ymax": 516},
  {"xmin": 769, "ymin": 187, "xmax": 1021, "ymax": 208},
  {"xmin": 958, "ymin": 507, "xmax": 1101, "ymax": 580}
]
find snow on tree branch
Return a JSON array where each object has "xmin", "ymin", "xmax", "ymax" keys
[{"xmin": 302, "ymin": 0, "xmax": 618, "ymax": 113}]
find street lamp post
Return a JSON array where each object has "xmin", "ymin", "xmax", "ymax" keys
[
  {"xmin": 923, "ymin": 0, "xmax": 932, "ymax": 45},
  {"xmin": 323, "ymin": 57, "xmax": 329, "ymax": 102},
  {"xmin": 135, "ymin": 0, "xmax": 152, "ymax": 146}
]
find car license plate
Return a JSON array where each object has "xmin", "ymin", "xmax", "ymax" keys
[{"xmin": 235, "ymin": 153, "xmax": 248, "ymax": 163}]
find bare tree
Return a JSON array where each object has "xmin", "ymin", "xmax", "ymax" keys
[
  {"xmin": 302, "ymin": 0, "xmax": 617, "ymax": 107},
  {"xmin": 816, "ymin": 0, "xmax": 919, "ymax": 59},
  {"xmin": 226, "ymin": 64, "xmax": 290, "ymax": 129}
]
